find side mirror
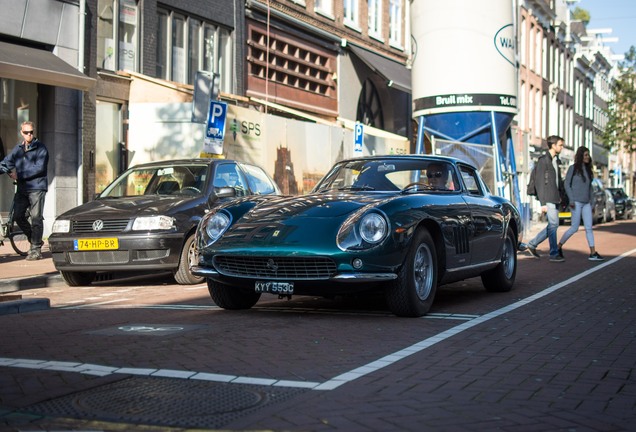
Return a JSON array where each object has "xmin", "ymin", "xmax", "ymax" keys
[{"xmin": 208, "ymin": 186, "xmax": 236, "ymax": 205}]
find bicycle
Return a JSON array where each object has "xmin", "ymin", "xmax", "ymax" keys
[{"xmin": 0, "ymin": 186, "xmax": 30, "ymax": 256}]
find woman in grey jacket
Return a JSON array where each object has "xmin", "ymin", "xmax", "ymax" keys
[{"xmin": 557, "ymin": 146, "xmax": 604, "ymax": 261}]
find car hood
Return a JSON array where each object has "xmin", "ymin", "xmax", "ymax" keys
[
  {"xmin": 215, "ymin": 192, "xmax": 397, "ymax": 249},
  {"xmin": 237, "ymin": 191, "xmax": 394, "ymax": 222},
  {"xmin": 57, "ymin": 196, "xmax": 201, "ymax": 219}
]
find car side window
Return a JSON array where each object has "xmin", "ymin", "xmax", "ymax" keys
[
  {"xmin": 241, "ymin": 163, "xmax": 277, "ymax": 195},
  {"xmin": 458, "ymin": 165, "xmax": 483, "ymax": 196},
  {"xmin": 214, "ymin": 163, "xmax": 248, "ymax": 196}
]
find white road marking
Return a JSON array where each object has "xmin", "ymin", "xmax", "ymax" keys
[{"xmin": 2, "ymin": 248, "xmax": 633, "ymax": 391}]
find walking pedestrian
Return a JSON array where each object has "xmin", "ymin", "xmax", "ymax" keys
[
  {"xmin": 557, "ymin": 146, "xmax": 604, "ymax": 261},
  {"xmin": 0, "ymin": 121, "xmax": 49, "ymax": 260},
  {"xmin": 526, "ymin": 135, "xmax": 565, "ymax": 262}
]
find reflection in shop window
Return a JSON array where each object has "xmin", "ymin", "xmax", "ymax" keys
[
  {"xmin": 97, "ymin": 0, "xmax": 139, "ymax": 71},
  {"xmin": 172, "ymin": 14, "xmax": 186, "ymax": 84},
  {"xmin": 95, "ymin": 101, "xmax": 122, "ymax": 194}
]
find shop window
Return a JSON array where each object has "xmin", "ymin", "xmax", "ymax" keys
[
  {"xmin": 97, "ymin": 0, "xmax": 139, "ymax": 72},
  {"xmin": 95, "ymin": 101, "xmax": 123, "ymax": 194},
  {"xmin": 156, "ymin": 8, "xmax": 233, "ymax": 91}
]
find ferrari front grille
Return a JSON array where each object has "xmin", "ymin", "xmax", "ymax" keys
[{"xmin": 213, "ymin": 256, "xmax": 337, "ymax": 280}]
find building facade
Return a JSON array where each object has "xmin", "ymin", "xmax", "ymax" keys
[{"xmin": 1, "ymin": 0, "xmax": 631, "ymax": 239}]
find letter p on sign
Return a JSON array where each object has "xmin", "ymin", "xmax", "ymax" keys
[{"xmin": 354, "ymin": 123, "xmax": 363, "ymax": 155}]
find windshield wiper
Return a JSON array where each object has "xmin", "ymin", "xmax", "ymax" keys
[{"xmin": 337, "ymin": 185, "xmax": 376, "ymax": 191}]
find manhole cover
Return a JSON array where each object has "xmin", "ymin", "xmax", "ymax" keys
[{"xmin": 27, "ymin": 376, "xmax": 307, "ymax": 429}]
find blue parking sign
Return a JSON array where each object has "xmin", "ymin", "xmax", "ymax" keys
[
  {"xmin": 204, "ymin": 101, "xmax": 227, "ymax": 154},
  {"xmin": 354, "ymin": 122, "xmax": 364, "ymax": 155}
]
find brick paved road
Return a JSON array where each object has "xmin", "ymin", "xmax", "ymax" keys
[{"xmin": 0, "ymin": 220, "xmax": 635, "ymax": 431}]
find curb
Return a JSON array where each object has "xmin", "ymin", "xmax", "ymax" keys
[
  {"xmin": 0, "ymin": 298, "xmax": 50, "ymax": 315},
  {"xmin": 0, "ymin": 272, "xmax": 62, "ymax": 294}
]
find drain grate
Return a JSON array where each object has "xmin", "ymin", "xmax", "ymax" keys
[{"xmin": 26, "ymin": 376, "xmax": 308, "ymax": 429}]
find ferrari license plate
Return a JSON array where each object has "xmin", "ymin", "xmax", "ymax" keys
[
  {"xmin": 255, "ymin": 281, "xmax": 294, "ymax": 295},
  {"xmin": 74, "ymin": 238, "xmax": 119, "ymax": 251}
]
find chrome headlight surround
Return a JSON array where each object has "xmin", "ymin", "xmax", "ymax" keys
[
  {"xmin": 203, "ymin": 210, "xmax": 232, "ymax": 243},
  {"xmin": 359, "ymin": 212, "xmax": 388, "ymax": 243},
  {"xmin": 337, "ymin": 210, "xmax": 389, "ymax": 251}
]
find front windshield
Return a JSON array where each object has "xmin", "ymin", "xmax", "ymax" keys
[
  {"xmin": 100, "ymin": 164, "xmax": 209, "ymax": 198},
  {"xmin": 314, "ymin": 159, "xmax": 461, "ymax": 192}
]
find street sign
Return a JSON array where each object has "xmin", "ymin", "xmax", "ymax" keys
[
  {"xmin": 204, "ymin": 101, "xmax": 227, "ymax": 155},
  {"xmin": 191, "ymin": 71, "xmax": 219, "ymax": 123},
  {"xmin": 354, "ymin": 122, "xmax": 364, "ymax": 155}
]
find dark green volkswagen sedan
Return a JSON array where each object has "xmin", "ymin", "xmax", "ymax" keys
[
  {"xmin": 192, "ymin": 155, "xmax": 522, "ymax": 317},
  {"xmin": 49, "ymin": 159, "xmax": 280, "ymax": 287}
]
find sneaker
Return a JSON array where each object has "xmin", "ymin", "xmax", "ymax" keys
[
  {"xmin": 526, "ymin": 245, "xmax": 540, "ymax": 259},
  {"xmin": 550, "ymin": 254, "xmax": 565, "ymax": 263},
  {"xmin": 25, "ymin": 250, "xmax": 43, "ymax": 261},
  {"xmin": 589, "ymin": 252, "xmax": 605, "ymax": 261},
  {"xmin": 557, "ymin": 247, "xmax": 564, "ymax": 259}
]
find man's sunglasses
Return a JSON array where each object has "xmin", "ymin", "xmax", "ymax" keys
[
  {"xmin": 22, "ymin": 130, "xmax": 34, "ymax": 135},
  {"xmin": 427, "ymin": 172, "xmax": 443, "ymax": 178}
]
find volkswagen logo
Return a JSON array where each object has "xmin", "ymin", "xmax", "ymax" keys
[
  {"xmin": 266, "ymin": 258, "xmax": 279, "ymax": 273},
  {"xmin": 92, "ymin": 220, "xmax": 104, "ymax": 231}
]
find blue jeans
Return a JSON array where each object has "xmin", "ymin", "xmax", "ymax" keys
[
  {"xmin": 13, "ymin": 189, "xmax": 46, "ymax": 250},
  {"xmin": 529, "ymin": 202, "xmax": 559, "ymax": 257},
  {"xmin": 559, "ymin": 201, "xmax": 594, "ymax": 248}
]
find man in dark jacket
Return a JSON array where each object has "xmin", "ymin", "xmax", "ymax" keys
[
  {"xmin": 0, "ymin": 121, "xmax": 49, "ymax": 260},
  {"xmin": 526, "ymin": 135, "xmax": 565, "ymax": 262}
]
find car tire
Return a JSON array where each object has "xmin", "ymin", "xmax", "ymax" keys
[
  {"xmin": 207, "ymin": 279, "xmax": 261, "ymax": 309},
  {"xmin": 61, "ymin": 271, "xmax": 96, "ymax": 287},
  {"xmin": 174, "ymin": 233, "xmax": 204, "ymax": 285},
  {"xmin": 385, "ymin": 228, "xmax": 438, "ymax": 317},
  {"xmin": 481, "ymin": 226, "xmax": 517, "ymax": 292}
]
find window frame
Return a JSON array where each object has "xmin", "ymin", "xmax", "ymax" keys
[
  {"xmin": 156, "ymin": 8, "xmax": 233, "ymax": 91},
  {"xmin": 368, "ymin": 0, "xmax": 383, "ymax": 39}
]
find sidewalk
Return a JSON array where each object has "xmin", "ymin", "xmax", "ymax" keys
[
  {"xmin": 0, "ymin": 241, "xmax": 57, "ymax": 314},
  {"xmin": 0, "ymin": 241, "xmax": 59, "ymax": 291}
]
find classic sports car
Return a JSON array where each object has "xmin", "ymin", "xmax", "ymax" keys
[
  {"xmin": 192, "ymin": 155, "xmax": 522, "ymax": 317},
  {"xmin": 49, "ymin": 159, "xmax": 280, "ymax": 286}
]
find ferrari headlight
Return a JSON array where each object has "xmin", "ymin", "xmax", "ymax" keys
[
  {"xmin": 359, "ymin": 213, "xmax": 387, "ymax": 243},
  {"xmin": 132, "ymin": 215, "xmax": 175, "ymax": 231},
  {"xmin": 205, "ymin": 212, "xmax": 231, "ymax": 242},
  {"xmin": 52, "ymin": 219, "xmax": 70, "ymax": 233},
  {"xmin": 337, "ymin": 210, "xmax": 389, "ymax": 251}
]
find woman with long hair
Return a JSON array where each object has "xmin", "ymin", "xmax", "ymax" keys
[{"xmin": 557, "ymin": 146, "xmax": 604, "ymax": 261}]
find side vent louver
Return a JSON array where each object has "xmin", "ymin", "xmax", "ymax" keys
[{"xmin": 453, "ymin": 226, "xmax": 470, "ymax": 254}]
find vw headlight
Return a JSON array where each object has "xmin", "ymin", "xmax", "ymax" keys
[
  {"xmin": 359, "ymin": 213, "xmax": 387, "ymax": 243},
  {"xmin": 132, "ymin": 215, "xmax": 175, "ymax": 231},
  {"xmin": 52, "ymin": 219, "xmax": 70, "ymax": 233},
  {"xmin": 205, "ymin": 212, "xmax": 231, "ymax": 242}
]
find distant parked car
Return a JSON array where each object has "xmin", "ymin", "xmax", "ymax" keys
[
  {"xmin": 193, "ymin": 155, "xmax": 522, "ymax": 317},
  {"xmin": 591, "ymin": 178, "xmax": 609, "ymax": 224},
  {"xmin": 49, "ymin": 159, "xmax": 280, "ymax": 286},
  {"xmin": 604, "ymin": 189, "xmax": 616, "ymax": 222},
  {"xmin": 559, "ymin": 178, "xmax": 608, "ymax": 224},
  {"xmin": 607, "ymin": 187, "xmax": 634, "ymax": 219}
]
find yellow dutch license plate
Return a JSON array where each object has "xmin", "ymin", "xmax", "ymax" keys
[{"xmin": 74, "ymin": 238, "xmax": 119, "ymax": 251}]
